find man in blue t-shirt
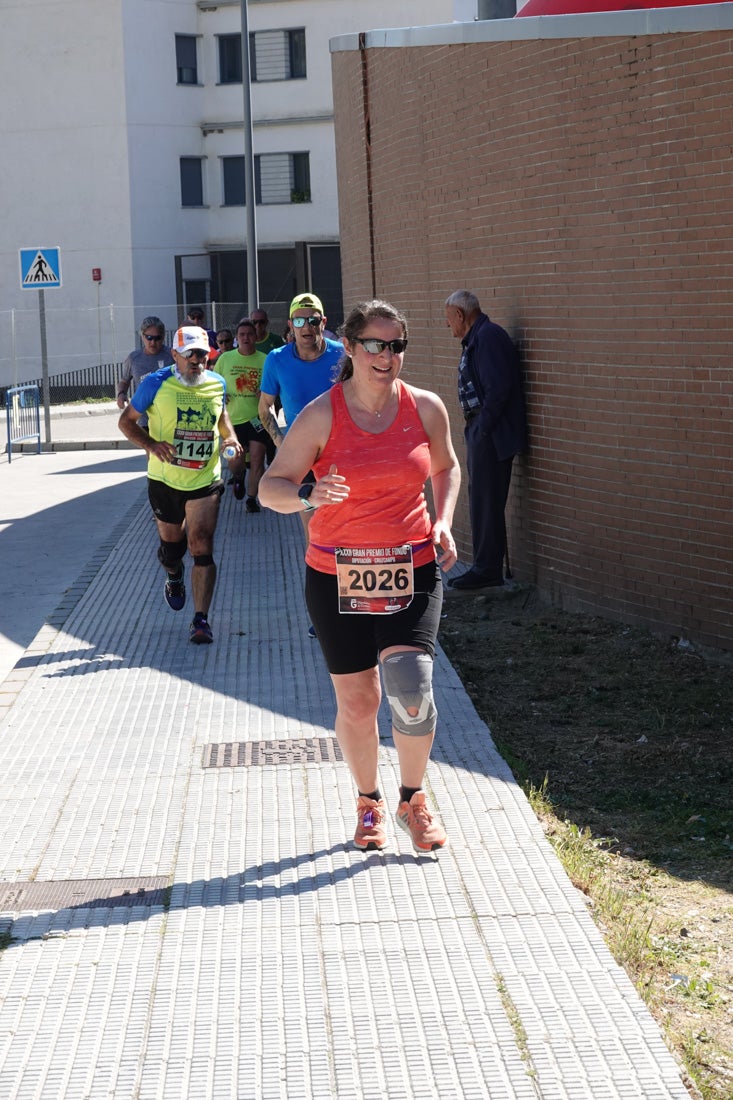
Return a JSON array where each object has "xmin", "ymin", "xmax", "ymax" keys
[
  {"xmin": 258, "ymin": 293, "xmax": 342, "ymax": 639},
  {"xmin": 258, "ymin": 292, "xmax": 342, "ymax": 448}
]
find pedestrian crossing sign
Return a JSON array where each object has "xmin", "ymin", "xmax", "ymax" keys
[{"xmin": 19, "ymin": 247, "xmax": 62, "ymax": 289}]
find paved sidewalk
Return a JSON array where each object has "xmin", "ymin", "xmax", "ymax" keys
[
  {"xmin": 0, "ymin": 447, "xmax": 147, "ymax": 687},
  {"xmin": 0, "ymin": 441, "xmax": 690, "ymax": 1098},
  {"xmin": 10, "ymin": 401, "xmax": 133, "ymax": 452}
]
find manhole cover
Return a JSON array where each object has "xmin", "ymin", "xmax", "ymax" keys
[
  {"xmin": 202, "ymin": 737, "xmax": 344, "ymax": 768},
  {"xmin": 0, "ymin": 876, "xmax": 169, "ymax": 912}
]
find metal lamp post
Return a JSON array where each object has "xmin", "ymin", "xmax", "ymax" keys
[{"xmin": 241, "ymin": 0, "xmax": 259, "ymax": 314}]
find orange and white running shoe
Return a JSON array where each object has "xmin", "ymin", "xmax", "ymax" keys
[
  {"xmin": 354, "ymin": 796, "xmax": 387, "ymax": 851},
  {"xmin": 395, "ymin": 791, "xmax": 447, "ymax": 853}
]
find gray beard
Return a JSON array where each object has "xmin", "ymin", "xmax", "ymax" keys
[{"xmin": 174, "ymin": 366, "xmax": 205, "ymax": 387}]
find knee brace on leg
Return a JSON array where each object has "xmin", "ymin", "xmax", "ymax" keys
[
  {"xmin": 381, "ymin": 650, "xmax": 437, "ymax": 736},
  {"xmin": 192, "ymin": 554, "xmax": 214, "ymax": 568},
  {"xmin": 157, "ymin": 536, "xmax": 187, "ymax": 571}
]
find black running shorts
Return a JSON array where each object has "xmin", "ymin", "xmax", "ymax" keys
[
  {"xmin": 305, "ymin": 560, "xmax": 443, "ymax": 675},
  {"xmin": 147, "ymin": 478, "xmax": 224, "ymax": 525},
  {"xmin": 234, "ymin": 419, "xmax": 276, "ymax": 463}
]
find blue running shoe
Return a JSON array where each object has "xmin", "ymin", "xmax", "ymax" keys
[{"xmin": 164, "ymin": 567, "xmax": 186, "ymax": 611}]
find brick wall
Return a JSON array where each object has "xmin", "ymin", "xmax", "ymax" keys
[{"xmin": 332, "ymin": 28, "xmax": 733, "ymax": 651}]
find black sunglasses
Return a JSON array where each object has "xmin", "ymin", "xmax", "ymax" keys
[
  {"xmin": 291, "ymin": 316, "xmax": 323, "ymax": 329},
  {"xmin": 354, "ymin": 337, "xmax": 408, "ymax": 355},
  {"xmin": 143, "ymin": 333, "xmax": 163, "ymax": 341},
  {"xmin": 181, "ymin": 349, "xmax": 208, "ymax": 361}
]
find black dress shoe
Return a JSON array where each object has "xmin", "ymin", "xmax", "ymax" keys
[{"xmin": 449, "ymin": 570, "xmax": 504, "ymax": 590}]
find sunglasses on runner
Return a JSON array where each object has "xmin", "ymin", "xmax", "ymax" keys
[
  {"xmin": 143, "ymin": 333, "xmax": 163, "ymax": 341},
  {"xmin": 181, "ymin": 349, "xmax": 209, "ymax": 361},
  {"xmin": 354, "ymin": 337, "xmax": 408, "ymax": 355},
  {"xmin": 291, "ymin": 316, "xmax": 323, "ymax": 329}
]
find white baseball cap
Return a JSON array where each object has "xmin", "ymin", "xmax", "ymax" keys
[{"xmin": 172, "ymin": 326, "xmax": 211, "ymax": 354}]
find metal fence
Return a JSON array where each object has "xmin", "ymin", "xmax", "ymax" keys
[
  {"xmin": 0, "ymin": 300, "xmax": 290, "ymax": 395},
  {"xmin": 0, "ymin": 362, "xmax": 122, "ymax": 407},
  {"xmin": 5, "ymin": 385, "xmax": 41, "ymax": 461}
]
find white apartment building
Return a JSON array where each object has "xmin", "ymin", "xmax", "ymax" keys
[{"xmin": 2, "ymin": 0, "xmax": 474, "ymax": 386}]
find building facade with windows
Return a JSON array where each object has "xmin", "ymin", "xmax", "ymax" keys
[{"xmin": 1, "ymin": 0, "xmax": 470, "ymax": 383}]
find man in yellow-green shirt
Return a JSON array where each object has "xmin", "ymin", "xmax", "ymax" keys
[
  {"xmin": 216, "ymin": 318, "xmax": 274, "ymax": 513},
  {"xmin": 118, "ymin": 326, "xmax": 242, "ymax": 645}
]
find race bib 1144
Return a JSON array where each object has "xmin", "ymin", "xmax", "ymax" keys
[{"xmin": 172, "ymin": 428, "xmax": 214, "ymax": 469}]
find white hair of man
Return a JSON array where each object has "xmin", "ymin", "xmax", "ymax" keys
[{"xmin": 445, "ymin": 290, "xmax": 481, "ymax": 314}]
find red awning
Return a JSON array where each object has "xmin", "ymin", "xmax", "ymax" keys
[{"xmin": 517, "ymin": 0, "xmax": 724, "ymax": 16}]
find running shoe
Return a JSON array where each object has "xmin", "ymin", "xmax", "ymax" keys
[
  {"xmin": 189, "ymin": 614, "xmax": 213, "ymax": 645},
  {"xmin": 245, "ymin": 496, "xmax": 260, "ymax": 513},
  {"xmin": 233, "ymin": 479, "xmax": 246, "ymax": 500},
  {"xmin": 164, "ymin": 566, "xmax": 186, "ymax": 611},
  {"xmin": 395, "ymin": 791, "xmax": 447, "ymax": 853},
  {"xmin": 307, "ymin": 624, "xmax": 317, "ymax": 639},
  {"xmin": 354, "ymin": 796, "xmax": 387, "ymax": 851}
]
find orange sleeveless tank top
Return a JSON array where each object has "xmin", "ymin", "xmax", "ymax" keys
[{"xmin": 305, "ymin": 380, "xmax": 435, "ymax": 576}]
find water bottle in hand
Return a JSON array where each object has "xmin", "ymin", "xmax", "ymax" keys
[{"xmin": 222, "ymin": 445, "xmax": 237, "ymax": 459}]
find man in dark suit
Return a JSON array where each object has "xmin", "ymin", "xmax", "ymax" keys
[{"xmin": 445, "ymin": 290, "xmax": 527, "ymax": 590}]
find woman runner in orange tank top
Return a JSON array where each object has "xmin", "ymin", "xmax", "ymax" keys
[{"xmin": 259, "ymin": 300, "xmax": 461, "ymax": 854}]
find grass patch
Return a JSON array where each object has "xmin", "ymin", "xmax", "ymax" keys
[
  {"xmin": 495, "ymin": 974, "xmax": 535, "ymax": 1075},
  {"xmin": 59, "ymin": 397, "xmax": 115, "ymax": 405},
  {"xmin": 440, "ymin": 587, "xmax": 733, "ymax": 1100}
]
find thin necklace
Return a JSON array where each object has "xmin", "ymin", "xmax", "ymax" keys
[{"xmin": 349, "ymin": 380, "xmax": 392, "ymax": 418}]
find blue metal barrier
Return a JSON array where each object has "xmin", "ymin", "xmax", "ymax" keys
[{"xmin": 5, "ymin": 385, "xmax": 41, "ymax": 463}]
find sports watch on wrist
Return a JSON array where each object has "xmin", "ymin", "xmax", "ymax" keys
[{"xmin": 297, "ymin": 483, "xmax": 317, "ymax": 512}]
